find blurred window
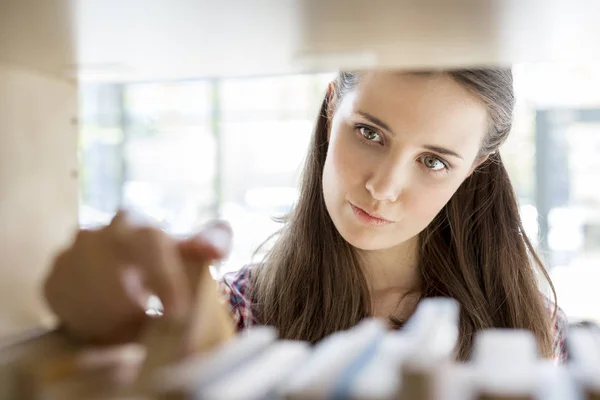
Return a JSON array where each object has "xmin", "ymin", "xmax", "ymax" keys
[{"xmin": 79, "ymin": 67, "xmax": 600, "ymax": 322}]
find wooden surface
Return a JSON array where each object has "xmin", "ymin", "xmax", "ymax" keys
[
  {"xmin": 0, "ymin": 64, "xmax": 79, "ymax": 337},
  {"xmin": 297, "ymin": 0, "xmax": 600, "ymax": 71},
  {"xmin": 2, "ymin": 0, "xmax": 600, "ymax": 82}
]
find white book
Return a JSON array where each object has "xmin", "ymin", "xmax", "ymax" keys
[
  {"xmin": 471, "ymin": 329, "xmax": 540, "ymax": 398},
  {"xmin": 536, "ymin": 361, "xmax": 579, "ymax": 400},
  {"xmin": 283, "ymin": 298, "xmax": 461, "ymax": 400},
  {"xmin": 396, "ymin": 298, "xmax": 461, "ymax": 400},
  {"xmin": 200, "ymin": 340, "xmax": 311, "ymax": 399},
  {"xmin": 401, "ymin": 298, "xmax": 460, "ymax": 366},
  {"xmin": 344, "ymin": 332, "xmax": 412, "ymax": 400},
  {"xmin": 153, "ymin": 326, "xmax": 278, "ymax": 395},
  {"xmin": 281, "ymin": 318, "xmax": 387, "ymax": 399},
  {"xmin": 566, "ymin": 326, "xmax": 600, "ymax": 397}
]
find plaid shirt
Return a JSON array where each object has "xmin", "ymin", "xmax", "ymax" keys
[{"xmin": 217, "ymin": 264, "xmax": 568, "ymax": 363}]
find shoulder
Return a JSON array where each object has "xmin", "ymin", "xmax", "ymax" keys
[
  {"xmin": 216, "ymin": 264, "xmax": 259, "ymax": 330},
  {"xmin": 542, "ymin": 296, "xmax": 568, "ymax": 364}
]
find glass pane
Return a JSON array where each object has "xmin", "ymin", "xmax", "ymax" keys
[
  {"xmin": 120, "ymin": 80, "xmax": 216, "ymax": 235},
  {"xmin": 220, "ymin": 73, "xmax": 334, "ymax": 120},
  {"xmin": 125, "ymin": 81, "xmax": 212, "ymax": 130},
  {"xmin": 550, "ymin": 122, "xmax": 600, "ymax": 321},
  {"xmin": 79, "ymin": 126, "xmax": 122, "ymax": 228},
  {"xmin": 78, "ymin": 84, "xmax": 124, "ymax": 228},
  {"xmin": 511, "ymin": 63, "xmax": 600, "ymax": 323},
  {"xmin": 123, "ymin": 125, "xmax": 217, "ymax": 234},
  {"xmin": 218, "ymin": 73, "xmax": 332, "ymax": 273},
  {"xmin": 220, "ymin": 119, "xmax": 312, "ymax": 272}
]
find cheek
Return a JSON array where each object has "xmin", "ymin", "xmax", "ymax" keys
[
  {"xmin": 324, "ymin": 129, "xmax": 369, "ymax": 193},
  {"xmin": 403, "ymin": 176, "xmax": 465, "ymax": 225}
]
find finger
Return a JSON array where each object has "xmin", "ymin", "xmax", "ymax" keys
[
  {"xmin": 109, "ymin": 213, "xmax": 191, "ymax": 321},
  {"xmin": 120, "ymin": 267, "xmax": 153, "ymax": 311},
  {"xmin": 77, "ymin": 228, "xmax": 149, "ymax": 343},
  {"xmin": 77, "ymin": 343, "xmax": 146, "ymax": 369},
  {"xmin": 128, "ymin": 227, "xmax": 191, "ymax": 321},
  {"xmin": 110, "ymin": 208, "xmax": 156, "ymax": 228},
  {"xmin": 178, "ymin": 220, "xmax": 233, "ymax": 260}
]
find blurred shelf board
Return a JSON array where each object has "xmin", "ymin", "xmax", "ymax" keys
[
  {"xmin": 2, "ymin": 0, "xmax": 600, "ymax": 81},
  {"xmin": 298, "ymin": 0, "xmax": 600, "ymax": 71}
]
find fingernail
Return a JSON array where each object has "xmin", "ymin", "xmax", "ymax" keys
[{"xmin": 121, "ymin": 208, "xmax": 158, "ymax": 228}]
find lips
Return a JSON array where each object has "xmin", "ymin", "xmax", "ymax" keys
[{"xmin": 349, "ymin": 202, "xmax": 395, "ymax": 226}]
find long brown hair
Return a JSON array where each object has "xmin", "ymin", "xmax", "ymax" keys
[{"xmin": 251, "ymin": 69, "xmax": 556, "ymax": 360}]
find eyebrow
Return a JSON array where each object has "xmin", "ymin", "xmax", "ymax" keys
[
  {"xmin": 357, "ymin": 111, "xmax": 393, "ymax": 134},
  {"xmin": 423, "ymin": 145, "xmax": 463, "ymax": 160},
  {"xmin": 356, "ymin": 110, "xmax": 464, "ymax": 160}
]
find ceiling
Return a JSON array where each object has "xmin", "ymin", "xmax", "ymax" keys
[{"xmin": 2, "ymin": 0, "xmax": 600, "ymax": 82}]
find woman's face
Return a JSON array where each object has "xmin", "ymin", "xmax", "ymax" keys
[{"xmin": 323, "ymin": 72, "xmax": 489, "ymax": 251}]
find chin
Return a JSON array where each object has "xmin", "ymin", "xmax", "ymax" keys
[
  {"xmin": 325, "ymin": 201, "xmax": 411, "ymax": 251},
  {"xmin": 336, "ymin": 224, "xmax": 399, "ymax": 251}
]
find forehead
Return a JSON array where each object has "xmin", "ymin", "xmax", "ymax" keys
[{"xmin": 341, "ymin": 71, "xmax": 489, "ymax": 152}]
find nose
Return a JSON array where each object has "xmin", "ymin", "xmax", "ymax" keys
[{"xmin": 365, "ymin": 158, "xmax": 407, "ymax": 203}]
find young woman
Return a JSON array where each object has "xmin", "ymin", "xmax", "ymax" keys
[{"xmin": 44, "ymin": 69, "xmax": 567, "ymax": 362}]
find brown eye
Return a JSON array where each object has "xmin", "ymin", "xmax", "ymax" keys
[
  {"xmin": 359, "ymin": 126, "xmax": 382, "ymax": 143},
  {"xmin": 422, "ymin": 155, "xmax": 446, "ymax": 171}
]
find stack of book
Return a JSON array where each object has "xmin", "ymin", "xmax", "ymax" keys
[{"xmin": 0, "ymin": 298, "xmax": 597, "ymax": 399}]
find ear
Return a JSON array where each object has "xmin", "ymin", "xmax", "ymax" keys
[{"xmin": 326, "ymin": 81, "xmax": 337, "ymax": 141}]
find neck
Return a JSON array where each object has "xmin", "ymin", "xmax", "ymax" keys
[
  {"xmin": 358, "ymin": 236, "xmax": 422, "ymax": 325},
  {"xmin": 359, "ymin": 235, "xmax": 421, "ymax": 295}
]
